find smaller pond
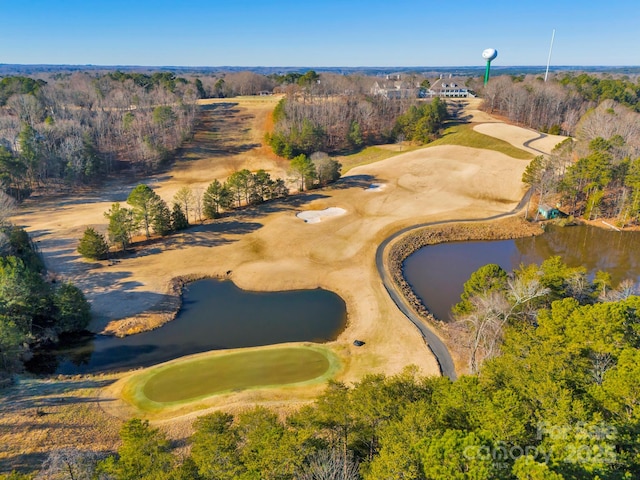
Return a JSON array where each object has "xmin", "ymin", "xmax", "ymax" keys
[
  {"xmin": 26, "ymin": 279, "xmax": 347, "ymax": 375},
  {"xmin": 403, "ymin": 225, "xmax": 640, "ymax": 322}
]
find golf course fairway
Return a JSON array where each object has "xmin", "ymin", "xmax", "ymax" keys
[{"xmin": 123, "ymin": 345, "xmax": 341, "ymax": 409}]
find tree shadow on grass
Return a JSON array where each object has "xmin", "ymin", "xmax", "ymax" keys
[
  {"xmin": 108, "ymin": 219, "xmax": 261, "ymax": 256},
  {"xmin": 0, "ymin": 452, "xmax": 48, "ymax": 476},
  {"xmin": 225, "ymin": 193, "xmax": 331, "ymax": 223},
  {"xmin": 0, "ymin": 377, "xmax": 117, "ymax": 427},
  {"xmin": 0, "ymin": 378, "xmax": 115, "ymax": 403},
  {"xmin": 330, "ymin": 174, "xmax": 378, "ymax": 190}
]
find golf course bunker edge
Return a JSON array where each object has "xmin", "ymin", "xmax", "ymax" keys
[{"xmin": 296, "ymin": 207, "xmax": 346, "ymax": 223}]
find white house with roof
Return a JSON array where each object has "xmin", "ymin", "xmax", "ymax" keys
[
  {"xmin": 371, "ymin": 76, "xmax": 418, "ymax": 99},
  {"xmin": 424, "ymin": 77, "xmax": 475, "ymax": 98}
]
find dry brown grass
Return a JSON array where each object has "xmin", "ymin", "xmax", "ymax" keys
[
  {"xmin": 0, "ymin": 375, "xmax": 123, "ymax": 474},
  {"xmin": 4, "ymin": 94, "xmax": 567, "ymax": 474}
]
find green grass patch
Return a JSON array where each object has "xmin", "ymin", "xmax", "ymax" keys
[
  {"xmin": 427, "ymin": 124, "xmax": 533, "ymax": 160},
  {"xmin": 336, "ymin": 124, "xmax": 531, "ymax": 173},
  {"xmin": 337, "ymin": 145, "xmax": 420, "ymax": 173},
  {"xmin": 123, "ymin": 345, "xmax": 341, "ymax": 410}
]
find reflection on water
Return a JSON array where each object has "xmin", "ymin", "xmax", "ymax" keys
[
  {"xmin": 26, "ymin": 279, "xmax": 347, "ymax": 375},
  {"xmin": 403, "ymin": 225, "xmax": 640, "ymax": 322},
  {"xmin": 514, "ymin": 225, "xmax": 640, "ymax": 280}
]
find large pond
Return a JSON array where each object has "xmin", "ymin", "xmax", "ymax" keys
[
  {"xmin": 403, "ymin": 224, "xmax": 640, "ymax": 322},
  {"xmin": 26, "ymin": 279, "xmax": 347, "ymax": 375}
]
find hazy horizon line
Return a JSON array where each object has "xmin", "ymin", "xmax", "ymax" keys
[{"xmin": 2, "ymin": 63, "xmax": 639, "ymax": 69}]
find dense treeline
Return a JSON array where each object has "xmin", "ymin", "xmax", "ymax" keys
[
  {"xmin": 0, "ymin": 222, "xmax": 90, "ymax": 377},
  {"xmin": 20, "ymin": 258, "xmax": 640, "ymax": 478},
  {"xmin": 81, "ymin": 170, "xmax": 294, "ymax": 256},
  {"xmin": 266, "ymin": 95, "xmax": 400, "ymax": 157},
  {"xmin": 485, "ymin": 73, "xmax": 640, "ymax": 225},
  {"xmin": 0, "ymin": 72, "xmax": 198, "ymax": 199},
  {"xmin": 559, "ymin": 73, "xmax": 640, "ymax": 111},
  {"xmin": 193, "ymin": 70, "xmax": 379, "ymax": 99},
  {"xmin": 482, "ymin": 72, "xmax": 640, "ymax": 137},
  {"xmin": 482, "ymin": 75, "xmax": 587, "ymax": 135},
  {"xmin": 266, "ymin": 94, "xmax": 447, "ymax": 158},
  {"xmin": 192, "ymin": 69, "xmax": 317, "ymax": 99},
  {"xmin": 106, "ymin": 71, "xmax": 189, "ymax": 93},
  {"xmin": 523, "ymin": 130, "xmax": 640, "ymax": 225}
]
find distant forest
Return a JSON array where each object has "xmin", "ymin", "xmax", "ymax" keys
[
  {"xmin": 2, "ymin": 67, "xmax": 640, "ymax": 229},
  {"xmin": 0, "ymin": 69, "xmax": 450, "ymax": 202},
  {"xmin": 3, "ymin": 63, "xmax": 640, "ymax": 77},
  {"xmin": 0, "ymin": 72, "xmax": 199, "ymax": 199},
  {"xmin": 482, "ymin": 72, "xmax": 640, "ymax": 226}
]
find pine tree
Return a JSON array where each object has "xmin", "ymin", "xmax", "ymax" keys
[
  {"xmin": 104, "ymin": 203, "xmax": 135, "ymax": 251},
  {"xmin": 151, "ymin": 199, "xmax": 173, "ymax": 236},
  {"xmin": 77, "ymin": 227, "xmax": 109, "ymax": 260},
  {"xmin": 171, "ymin": 203, "xmax": 189, "ymax": 231}
]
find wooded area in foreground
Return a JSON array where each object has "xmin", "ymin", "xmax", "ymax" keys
[{"xmin": 7, "ymin": 257, "xmax": 640, "ymax": 479}]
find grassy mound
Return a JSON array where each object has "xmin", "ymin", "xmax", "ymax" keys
[
  {"xmin": 123, "ymin": 345, "xmax": 340, "ymax": 410},
  {"xmin": 338, "ymin": 145, "xmax": 420, "ymax": 172},
  {"xmin": 428, "ymin": 124, "xmax": 533, "ymax": 160}
]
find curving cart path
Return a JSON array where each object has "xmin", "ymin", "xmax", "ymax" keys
[{"xmin": 375, "ymin": 190, "xmax": 533, "ymax": 381}]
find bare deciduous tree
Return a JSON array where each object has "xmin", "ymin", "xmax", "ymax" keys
[
  {"xmin": 603, "ymin": 278, "xmax": 638, "ymax": 302},
  {"xmin": 173, "ymin": 186, "xmax": 194, "ymax": 224},
  {"xmin": 192, "ymin": 186, "xmax": 203, "ymax": 223},
  {"xmin": 0, "ymin": 190, "xmax": 16, "ymax": 226},
  {"xmin": 590, "ymin": 351, "xmax": 614, "ymax": 386},
  {"xmin": 36, "ymin": 448, "xmax": 102, "ymax": 480},
  {"xmin": 456, "ymin": 275, "xmax": 550, "ymax": 373},
  {"xmin": 298, "ymin": 449, "xmax": 360, "ymax": 480},
  {"xmin": 455, "ymin": 291, "xmax": 509, "ymax": 374},
  {"xmin": 576, "ymin": 100, "xmax": 640, "ymax": 153}
]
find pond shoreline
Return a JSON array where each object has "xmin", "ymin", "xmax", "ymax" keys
[
  {"xmin": 387, "ymin": 216, "xmax": 543, "ymax": 328},
  {"xmin": 29, "ymin": 279, "xmax": 347, "ymax": 375},
  {"xmin": 101, "ymin": 273, "xmax": 213, "ymax": 337},
  {"xmin": 101, "ymin": 217, "xmax": 544, "ymax": 341}
]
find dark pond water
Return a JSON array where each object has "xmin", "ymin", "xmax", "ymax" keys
[
  {"xmin": 403, "ymin": 224, "xmax": 640, "ymax": 322},
  {"xmin": 26, "ymin": 279, "xmax": 347, "ymax": 375}
]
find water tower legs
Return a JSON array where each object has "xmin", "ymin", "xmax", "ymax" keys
[{"xmin": 484, "ymin": 60, "xmax": 492, "ymax": 86}]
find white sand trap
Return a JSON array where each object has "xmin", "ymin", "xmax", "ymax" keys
[
  {"xmin": 297, "ymin": 207, "xmax": 347, "ymax": 223},
  {"xmin": 473, "ymin": 123, "xmax": 567, "ymax": 156},
  {"xmin": 365, "ymin": 183, "xmax": 387, "ymax": 192}
]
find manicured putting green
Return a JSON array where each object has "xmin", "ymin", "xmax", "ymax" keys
[{"xmin": 140, "ymin": 347, "xmax": 333, "ymax": 403}]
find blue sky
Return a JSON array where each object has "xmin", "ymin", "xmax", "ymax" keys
[{"xmin": 1, "ymin": 0, "xmax": 638, "ymax": 67}]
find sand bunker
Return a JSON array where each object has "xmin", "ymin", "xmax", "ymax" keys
[
  {"xmin": 473, "ymin": 123, "xmax": 566, "ymax": 155},
  {"xmin": 297, "ymin": 207, "xmax": 347, "ymax": 223}
]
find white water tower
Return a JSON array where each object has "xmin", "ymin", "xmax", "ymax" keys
[{"xmin": 482, "ymin": 48, "xmax": 498, "ymax": 85}]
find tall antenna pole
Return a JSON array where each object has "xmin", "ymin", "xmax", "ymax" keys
[{"xmin": 544, "ymin": 29, "xmax": 555, "ymax": 82}]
